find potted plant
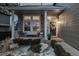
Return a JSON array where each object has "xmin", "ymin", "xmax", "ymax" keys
[{"xmin": 47, "ymin": 33, "xmax": 51, "ymax": 40}]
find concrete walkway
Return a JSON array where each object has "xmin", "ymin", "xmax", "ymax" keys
[
  {"xmin": 51, "ymin": 36, "xmax": 79, "ymax": 56},
  {"xmin": 57, "ymin": 41, "xmax": 79, "ymax": 56},
  {"xmin": 51, "ymin": 36, "xmax": 63, "ymax": 41}
]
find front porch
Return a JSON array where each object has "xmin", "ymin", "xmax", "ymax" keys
[{"xmin": 11, "ymin": 8, "xmax": 64, "ymax": 40}]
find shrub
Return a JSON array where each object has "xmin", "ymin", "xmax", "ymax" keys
[
  {"xmin": 28, "ymin": 44, "xmax": 42, "ymax": 53},
  {"xmin": 54, "ymin": 44, "xmax": 71, "ymax": 56},
  {"xmin": 47, "ymin": 34, "xmax": 51, "ymax": 40},
  {"xmin": 31, "ymin": 39, "xmax": 40, "ymax": 45},
  {"xmin": 13, "ymin": 39, "xmax": 41, "ymax": 46},
  {"xmin": 13, "ymin": 39, "xmax": 32, "ymax": 45}
]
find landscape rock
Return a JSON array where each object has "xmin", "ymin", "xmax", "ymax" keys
[
  {"xmin": 44, "ymin": 47, "xmax": 55, "ymax": 56},
  {"xmin": 27, "ymin": 50, "xmax": 34, "ymax": 56},
  {"xmin": 9, "ymin": 44, "xmax": 19, "ymax": 50},
  {"xmin": 0, "ymin": 42, "xmax": 55, "ymax": 56},
  {"xmin": 20, "ymin": 53, "xmax": 27, "ymax": 56},
  {"xmin": 40, "ymin": 43, "xmax": 48, "ymax": 52}
]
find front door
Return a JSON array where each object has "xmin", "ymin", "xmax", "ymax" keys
[{"xmin": 50, "ymin": 22, "xmax": 56, "ymax": 36}]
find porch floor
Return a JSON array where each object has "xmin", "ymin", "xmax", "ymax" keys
[{"xmin": 51, "ymin": 36, "xmax": 63, "ymax": 41}]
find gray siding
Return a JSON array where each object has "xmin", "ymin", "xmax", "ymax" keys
[
  {"xmin": 0, "ymin": 13, "xmax": 10, "ymax": 32},
  {"xmin": 41, "ymin": 12, "xmax": 44, "ymax": 37},
  {"xmin": 57, "ymin": 3, "xmax": 79, "ymax": 50},
  {"xmin": 18, "ymin": 14, "xmax": 23, "ymax": 31},
  {"xmin": 0, "ymin": 13, "xmax": 10, "ymax": 25}
]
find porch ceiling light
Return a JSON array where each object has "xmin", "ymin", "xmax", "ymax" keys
[{"xmin": 53, "ymin": 9, "xmax": 64, "ymax": 15}]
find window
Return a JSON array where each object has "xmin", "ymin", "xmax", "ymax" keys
[
  {"xmin": 23, "ymin": 16, "xmax": 31, "ymax": 20},
  {"xmin": 23, "ymin": 15, "xmax": 41, "ymax": 32},
  {"xmin": 32, "ymin": 16, "xmax": 40, "ymax": 32},
  {"xmin": 24, "ymin": 21, "xmax": 30, "ymax": 31},
  {"xmin": 33, "ymin": 16, "xmax": 40, "ymax": 20},
  {"xmin": 23, "ymin": 16, "xmax": 31, "ymax": 31}
]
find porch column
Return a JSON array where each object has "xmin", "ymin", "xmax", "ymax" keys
[
  {"xmin": 44, "ymin": 10, "xmax": 48, "ymax": 40},
  {"xmin": 56, "ymin": 22, "xmax": 58, "ymax": 37},
  {"xmin": 11, "ymin": 11, "xmax": 15, "ymax": 40},
  {"xmin": 30, "ymin": 16, "xmax": 33, "ymax": 31}
]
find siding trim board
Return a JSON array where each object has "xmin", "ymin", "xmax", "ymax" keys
[{"xmin": 0, "ymin": 24, "xmax": 10, "ymax": 26}]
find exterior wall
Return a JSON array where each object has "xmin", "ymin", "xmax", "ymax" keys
[
  {"xmin": 0, "ymin": 13, "xmax": 11, "ymax": 40},
  {"xmin": 0, "ymin": 13, "xmax": 10, "ymax": 25},
  {"xmin": 57, "ymin": 3, "xmax": 79, "ymax": 50},
  {"xmin": 41, "ymin": 12, "xmax": 44, "ymax": 37},
  {"xmin": 17, "ymin": 12, "xmax": 45, "ymax": 37},
  {"xmin": 18, "ymin": 14, "xmax": 23, "ymax": 31},
  {"xmin": 0, "ymin": 13, "xmax": 10, "ymax": 32}
]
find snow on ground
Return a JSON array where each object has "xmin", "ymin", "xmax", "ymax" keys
[{"xmin": 0, "ymin": 43, "xmax": 55, "ymax": 56}]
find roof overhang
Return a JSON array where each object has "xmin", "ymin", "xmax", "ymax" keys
[{"xmin": 7, "ymin": 5, "xmax": 65, "ymax": 11}]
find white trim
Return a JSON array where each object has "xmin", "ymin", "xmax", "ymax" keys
[
  {"xmin": 30, "ymin": 16, "xmax": 33, "ymax": 31},
  {"xmin": 56, "ymin": 22, "xmax": 58, "ymax": 37},
  {"xmin": 11, "ymin": 11, "xmax": 15, "ymax": 40},
  {"xmin": 44, "ymin": 10, "xmax": 48, "ymax": 40},
  {"xmin": 0, "ymin": 24, "xmax": 10, "ymax": 26},
  {"xmin": 11, "ymin": 16, "xmax": 14, "ymax": 39},
  {"xmin": 23, "ymin": 20, "xmax": 25, "ymax": 32}
]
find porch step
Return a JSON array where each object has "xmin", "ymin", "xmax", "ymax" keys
[
  {"xmin": 15, "ymin": 37, "xmax": 42, "ymax": 40},
  {"xmin": 13, "ymin": 38, "xmax": 41, "ymax": 45},
  {"xmin": 51, "ymin": 36, "xmax": 63, "ymax": 42}
]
